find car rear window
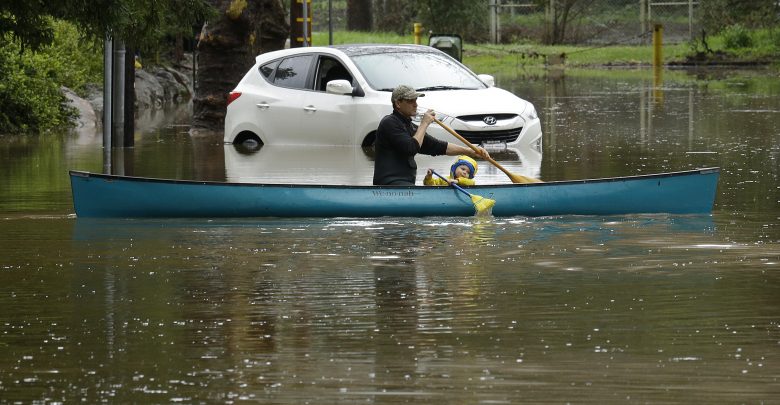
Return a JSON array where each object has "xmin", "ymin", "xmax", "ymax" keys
[
  {"xmin": 273, "ymin": 55, "xmax": 314, "ymax": 89},
  {"xmin": 259, "ymin": 60, "xmax": 279, "ymax": 79}
]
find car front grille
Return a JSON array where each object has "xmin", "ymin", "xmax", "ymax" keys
[
  {"xmin": 457, "ymin": 113, "xmax": 518, "ymax": 122},
  {"xmin": 457, "ymin": 127, "xmax": 523, "ymax": 144}
]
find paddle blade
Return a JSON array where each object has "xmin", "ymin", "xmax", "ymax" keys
[
  {"xmin": 470, "ymin": 194, "xmax": 496, "ymax": 214},
  {"xmin": 509, "ymin": 173, "xmax": 544, "ymax": 184}
]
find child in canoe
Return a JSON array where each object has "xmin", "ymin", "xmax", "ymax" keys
[{"xmin": 424, "ymin": 155, "xmax": 478, "ymax": 186}]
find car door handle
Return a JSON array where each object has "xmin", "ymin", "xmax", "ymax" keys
[
  {"xmin": 256, "ymin": 103, "xmax": 270, "ymax": 110},
  {"xmin": 303, "ymin": 105, "xmax": 317, "ymax": 113}
]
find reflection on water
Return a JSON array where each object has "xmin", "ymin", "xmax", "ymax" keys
[
  {"xmin": 2, "ymin": 214, "xmax": 778, "ymax": 403},
  {"xmin": 224, "ymin": 143, "xmax": 542, "ymax": 185},
  {"xmin": 0, "ymin": 70, "xmax": 778, "ymax": 403}
]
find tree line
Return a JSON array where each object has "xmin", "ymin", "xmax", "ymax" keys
[
  {"xmin": 345, "ymin": 0, "xmax": 488, "ymax": 41},
  {"xmin": 0, "ymin": 0, "xmax": 214, "ymax": 133},
  {"xmin": 1, "ymin": 0, "xmax": 777, "ymax": 133}
]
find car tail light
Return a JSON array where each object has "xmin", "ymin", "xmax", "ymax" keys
[{"xmin": 227, "ymin": 91, "xmax": 241, "ymax": 106}]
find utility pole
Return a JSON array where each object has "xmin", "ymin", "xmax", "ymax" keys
[
  {"xmin": 103, "ymin": 35, "xmax": 113, "ymax": 173},
  {"xmin": 111, "ymin": 41, "xmax": 126, "ymax": 149},
  {"xmin": 328, "ymin": 0, "xmax": 333, "ymax": 45},
  {"xmin": 640, "ymin": 0, "xmax": 647, "ymax": 44},
  {"xmin": 102, "ymin": 35, "xmax": 135, "ymax": 174},
  {"xmin": 290, "ymin": 0, "xmax": 312, "ymax": 47},
  {"xmin": 489, "ymin": 0, "xmax": 497, "ymax": 44},
  {"xmin": 123, "ymin": 44, "xmax": 135, "ymax": 148}
]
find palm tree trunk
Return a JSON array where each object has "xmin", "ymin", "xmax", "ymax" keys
[
  {"xmin": 347, "ymin": 0, "xmax": 372, "ymax": 31},
  {"xmin": 192, "ymin": 0, "xmax": 288, "ymax": 132}
]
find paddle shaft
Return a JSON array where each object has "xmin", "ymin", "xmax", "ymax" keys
[
  {"xmin": 431, "ymin": 170, "xmax": 495, "ymax": 214},
  {"xmin": 433, "ymin": 117, "xmax": 540, "ymax": 183},
  {"xmin": 431, "ymin": 170, "xmax": 472, "ymax": 198},
  {"xmin": 433, "ymin": 117, "xmax": 541, "ymax": 183}
]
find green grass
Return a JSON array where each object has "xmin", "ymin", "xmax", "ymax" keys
[
  {"xmin": 462, "ymin": 42, "xmax": 698, "ymax": 73},
  {"xmin": 710, "ymin": 27, "xmax": 780, "ymax": 60},
  {"xmin": 311, "ymin": 29, "xmax": 780, "ymax": 73}
]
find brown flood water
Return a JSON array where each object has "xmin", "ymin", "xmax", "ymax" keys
[{"xmin": 0, "ymin": 69, "xmax": 778, "ymax": 403}]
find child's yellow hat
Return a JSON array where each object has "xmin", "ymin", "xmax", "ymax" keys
[{"xmin": 450, "ymin": 155, "xmax": 477, "ymax": 179}]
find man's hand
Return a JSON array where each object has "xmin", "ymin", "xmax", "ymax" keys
[
  {"xmin": 470, "ymin": 145, "xmax": 490, "ymax": 160},
  {"xmin": 420, "ymin": 109, "xmax": 435, "ymax": 126},
  {"xmin": 427, "ymin": 169, "xmax": 454, "ymax": 185}
]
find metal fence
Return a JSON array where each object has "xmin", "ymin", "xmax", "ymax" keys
[
  {"xmin": 307, "ymin": 0, "xmax": 700, "ymax": 45},
  {"xmin": 645, "ymin": 0, "xmax": 700, "ymax": 43},
  {"xmin": 494, "ymin": 0, "xmax": 700, "ymax": 45}
]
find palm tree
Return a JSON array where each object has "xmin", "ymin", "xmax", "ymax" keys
[
  {"xmin": 193, "ymin": 0, "xmax": 289, "ymax": 132},
  {"xmin": 347, "ymin": 0, "xmax": 372, "ymax": 31}
]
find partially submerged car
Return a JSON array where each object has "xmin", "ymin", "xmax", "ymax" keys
[{"xmin": 224, "ymin": 44, "xmax": 541, "ymax": 149}]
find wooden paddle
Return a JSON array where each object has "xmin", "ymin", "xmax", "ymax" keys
[
  {"xmin": 432, "ymin": 170, "xmax": 495, "ymax": 215},
  {"xmin": 433, "ymin": 117, "xmax": 543, "ymax": 184}
]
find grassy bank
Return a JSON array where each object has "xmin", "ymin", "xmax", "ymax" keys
[
  {"xmin": 311, "ymin": 29, "xmax": 780, "ymax": 74},
  {"xmin": 3, "ymin": 22, "xmax": 777, "ymax": 135}
]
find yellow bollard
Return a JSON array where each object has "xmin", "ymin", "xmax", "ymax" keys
[
  {"xmin": 652, "ymin": 24, "xmax": 663, "ymax": 68},
  {"xmin": 413, "ymin": 23, "xmax": 422, "ymax": 45}
]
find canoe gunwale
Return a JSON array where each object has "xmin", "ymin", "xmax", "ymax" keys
[{"xmin": 69, "ymin": 167, "xmax": 721, "ymax": 189}]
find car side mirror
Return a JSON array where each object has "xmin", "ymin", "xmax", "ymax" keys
[
  {"xmin": 326, "ymin": 80, "xmax": 354, "ymax": 95},
  {"xmin": 477, "ymin": 74, "xmax": 495, "ymax": 87}
]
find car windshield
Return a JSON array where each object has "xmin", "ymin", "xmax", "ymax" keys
[{"xmin": 350, "ymin": 52, "xmax": 486, "ymax": 92}]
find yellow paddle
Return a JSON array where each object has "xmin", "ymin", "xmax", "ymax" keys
[
  {"xmin": 433, "ymin": 117, "xmax": 543, "ymax": 184},
  {"xmin": 432, "ymin": 170, "xmax": 495, "ymax": 215}
]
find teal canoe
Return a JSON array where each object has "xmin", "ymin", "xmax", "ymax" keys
[{"xmin": 69, "ymin": 168, "xmax": 720, "ymax": 218}]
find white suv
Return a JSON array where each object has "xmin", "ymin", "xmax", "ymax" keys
[{"xmin": 224, "ymin": 44, "xmax": 542, "ymax": 149}]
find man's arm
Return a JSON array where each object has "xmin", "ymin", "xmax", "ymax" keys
[
  {"xmin": 445, "ymin": 143, "xmax": 491, "ymax": 160},
  {"xmin": 413, "ymin": 111, "xmax": 435, "ymax": 147}
]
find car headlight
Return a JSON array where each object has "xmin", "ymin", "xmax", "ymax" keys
[{"xmin": 525, "ymin": 105, "xmax": 538, "ymax": 120}]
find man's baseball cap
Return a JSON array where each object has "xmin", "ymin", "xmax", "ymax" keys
[{"xmin": 391, "ymin": 85, "xmax": 425, "ymax": 102}]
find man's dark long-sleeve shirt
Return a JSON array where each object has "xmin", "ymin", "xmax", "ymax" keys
[{"xmin": 372, "ymin": 110, "xmax": 447, "ymax": 185}]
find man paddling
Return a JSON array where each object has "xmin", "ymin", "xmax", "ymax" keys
[{"xmin": 372, "ymin": 85, "xmax": 490, "ymax": 186}]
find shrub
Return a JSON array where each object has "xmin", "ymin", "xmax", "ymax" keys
[
  {"xmin": 0, "ymin": 20, "xmax": 100, "ymax": 134},
  {"xmin": 722, "ymin": 24, "xmax": 753, "ymax": 49},
  {"xmin": 0, "ymin": 43, "xmax": 76, "ymax": 133}
]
